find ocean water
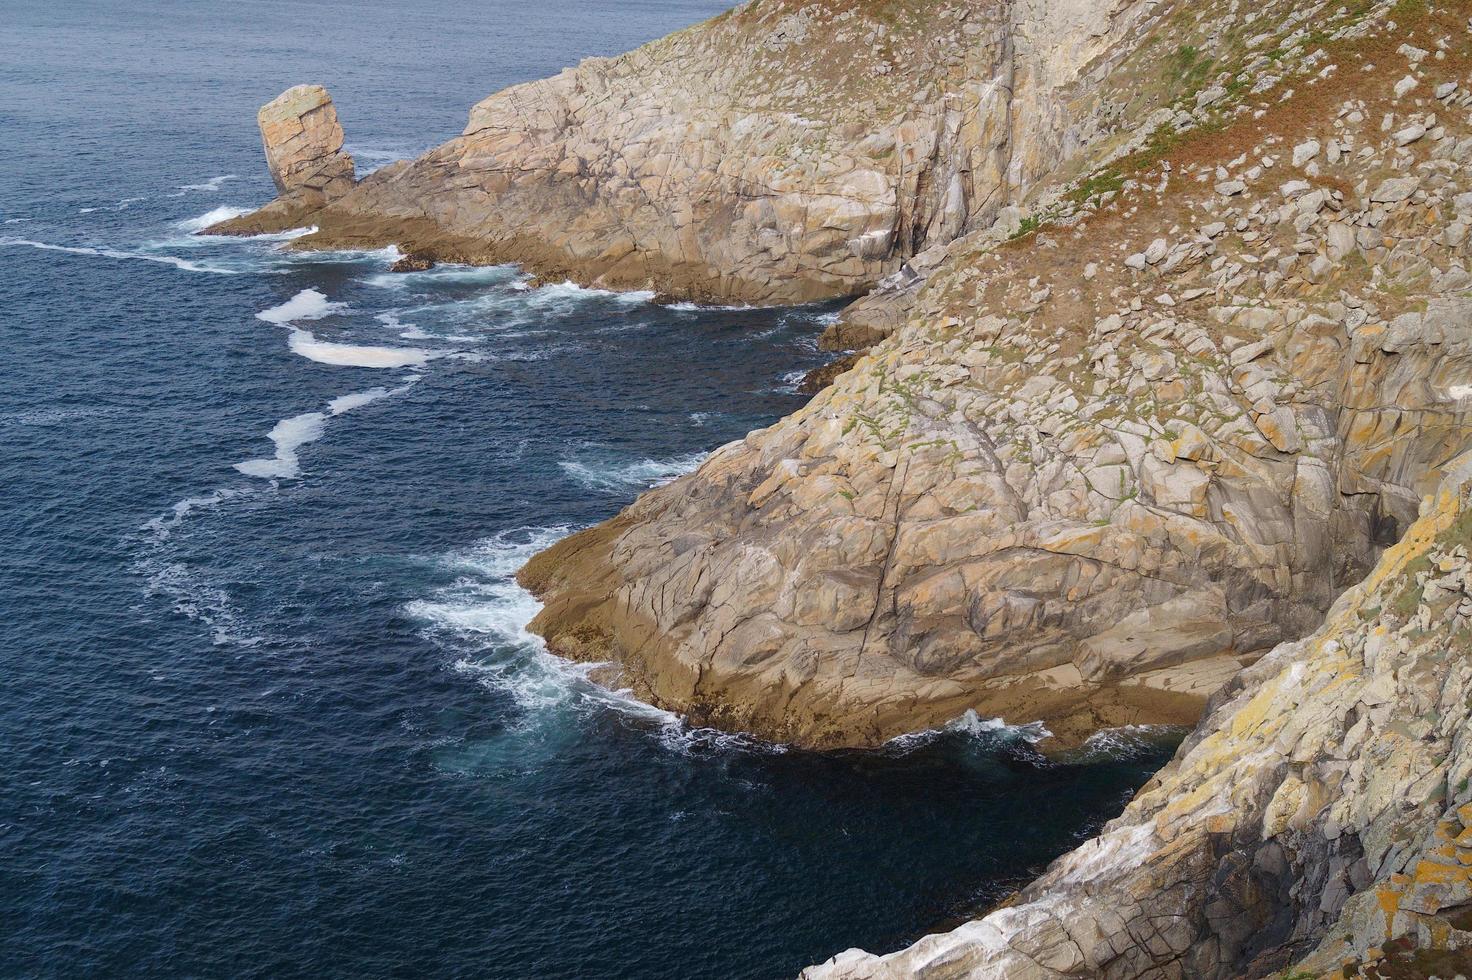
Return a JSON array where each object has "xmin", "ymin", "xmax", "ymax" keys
[{"xmin": 0, "ymin": 2, "xmax": 1180, "ymax": 977}]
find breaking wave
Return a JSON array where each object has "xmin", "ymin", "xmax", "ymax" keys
[
  {"xmin": 408, "ymin": 526, "xmax": 786, "ymax": 758},
  {"xmin": 1072, "ymin": 724, "xmax": 1188, "ymax": 763},
  {"xmin": 173, "ymin": 205, "xmax": 252, "ymax": 233},
  {"xmin": 361, "ymin": 264, "xmax": 521, "ymax": 289},
  {"xmin": 885, "ymin": 710, "xmax": 1053, "ymax": 754},
  {"xmin": 175, "ymin": 174, "xmax": 238, "ymax": 192},
  {"xmin": 558, "ymin": 449, "xmax": 707, "ymax": 495}
]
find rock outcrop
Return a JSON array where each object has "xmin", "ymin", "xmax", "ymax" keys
[
  {"xmin": 521, "ymin": 0, "xmax": 1472, "ymax": 750},
  {"xmin": 256, "ymin": 84, "xmax": 355, "ymax": 206},
  {"xmin": 804, "ymin": 456, "xmax": 1472, "ymax": 977},
  {"xmin": 210, "ymin": 0, "xmax": 1174, "ymax": 303}
]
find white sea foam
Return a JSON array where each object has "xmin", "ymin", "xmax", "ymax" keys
[
  {"xmin": 1074, "ymin": 724, "xmax": 1185, "ymax": 762},
  {"xmin": 664, "ymin": 301, "xmax": 756, "ymax": 312},
  {"xmin": 131, "ymin": 485, "xmax": 265, "ymax": 647},
  {"xmin": 0, "ymin": 237, "xmax": 251, "ymax": 275},
  {"xmin": 559, "ymin": 450, "xmax": 708, "ymax": 494},
  {"xmin": 234, "ymin": 379, "xmax": 417, "ymax": 480},
  {"xmin": 79, "ymin": 197, "xmax": 144, "ymax": 215},
  {"xmin": 257, "ymin": 288, "xmax": 348, "ymax": 324},
  {"xmin": 267, "ymin": 244, "xmax": 401, "ymax": 265},
  {"xmin": 140, "ymin": 486, "xmax": 256, "ymax": 544},
  {"xmin": 327, "ymin": 388, "xmax": 388, "ymax": 415},
  {"xmin": 256, "ymin": 290, "xmax": 435, "ymax": 368},
  {"xmin": 525, "ymin": 280, "xmax": 657, "ymax": 307},
  {"xmin": 316, "ymin": 244, "xmax": 401, "ymax": 263},
  {"xmin": 234, "ymin": 411, "xmax": 328, "ymax": 479},
  {"xmin": 235, "ymin": 375, "xmax": 418, "ymax": 479},
  {"xmin": 326, "ymin": 378, "xmax": 416, "ymax": 415},
  {"xmin": 134, "ymin": 554, "xmax": 265, "ymax": 646},
  {"xmin": 374, "ymin": 311, "xmax": 433, "ymax": 340},
  {"xmin": 776, "ymin": 369, "xmax": 809, "ymax": 394},
  {"xmin": 408, "ymin": 526, "xmax": 607, "ymax": 719},
  {"xmin": 288, "ymin": 330, "xmax": 433, "ymax": 368},
  {"xmin": 409, "ymin": 526, "xmax": 782, "ymax": 756},
  {"xmin": 362, "ymin": 263, "xmax": 520, "ymax": 289}
]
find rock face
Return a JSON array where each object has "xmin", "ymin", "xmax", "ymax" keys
[
  {"xmin": 803, "ymin": 458, "xmax": 1472, "ymax": 978},
  {"xmin": 256, "ymin": 84, "xmax": 355, "ymax": 205},
  {"xmin": 210, "ymin": 0, "xmax": 1166, "ymax": 303},
  {"xmin": 521, "ymin": 0, "xmax": 1472, "ymax": 749}
]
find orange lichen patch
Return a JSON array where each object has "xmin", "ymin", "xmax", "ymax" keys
[
  {"xmin": 1377, "ymin": 879, "xmax": 1410, "ymax": 934},
  {"xmin": 1410, "ymin": 857, "xmax": 1470, "ymax": 886}
]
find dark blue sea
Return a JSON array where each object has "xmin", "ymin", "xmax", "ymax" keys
[{"xmin": 0, "ymin": 2, "xmax": 1180, "ymax": 976}]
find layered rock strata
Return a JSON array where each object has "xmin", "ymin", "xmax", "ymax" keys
[
  {"xmin": 211, "ymin": 0, "xmax": 1175, "ymax": 302},
  {"xmin": 522, "ymin": 0, "xmax": 1472, "ymax": 749}
]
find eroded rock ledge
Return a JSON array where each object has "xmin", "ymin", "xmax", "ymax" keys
[{"xmin": 211, "ymin": 0, "xmax": 1164, "ymax": 303}]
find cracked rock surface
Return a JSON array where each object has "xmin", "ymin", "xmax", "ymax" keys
[{"xmin": 255, "ymin": 84, "xmax": 355, "ymax": 206}]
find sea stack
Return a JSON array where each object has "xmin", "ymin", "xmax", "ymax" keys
[{"xmin": 257, "ymin": 84, "xmax": 355, "ymax": 206}]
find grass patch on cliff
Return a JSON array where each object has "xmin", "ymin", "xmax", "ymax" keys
[
  {"xmin": 1166, "ymin": 44, "xmax": 1216, "ymax": 97},
  {"xmin": 1009, "ymin": 215, "xmax": 1042, "ymax": 240}
]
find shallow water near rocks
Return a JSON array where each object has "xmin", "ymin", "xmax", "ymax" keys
[{"xmin": 0, "ymin": 1, "xmax": 1180, "ymax": 976}]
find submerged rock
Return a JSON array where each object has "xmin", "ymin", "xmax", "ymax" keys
[{"xmin": 389, "ymin": 253, "xmax": 435, "ymax": 273}]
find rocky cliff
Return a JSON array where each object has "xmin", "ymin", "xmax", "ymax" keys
[
  {"xmin": 220, "ymin": 0, "xmax": 1472, "ymax": 973},
  {"xmin": 805, "ymin": 455, "xmax": 1472, "ymax": 977},
  {"xmin": 522, "ymin": 0, "xmax": 1472, "ymax": 751},
  {"xmin": 212, "ymin": 0, "xmax": 1193, "ymax": 302}
]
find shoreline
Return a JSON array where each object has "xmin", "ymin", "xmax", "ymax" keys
[
  {"xmin": 516, "ymin": 515, "xmax": 1214, "ymax": 752},
  {"xmin": 206, "ymin": 201, "xmax": 885, "ymax": 308}
]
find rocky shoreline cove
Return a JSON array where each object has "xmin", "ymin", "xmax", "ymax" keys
[{"xmin": 217, "ymin": 0, "xmax": 1472, "ymax": 974}]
